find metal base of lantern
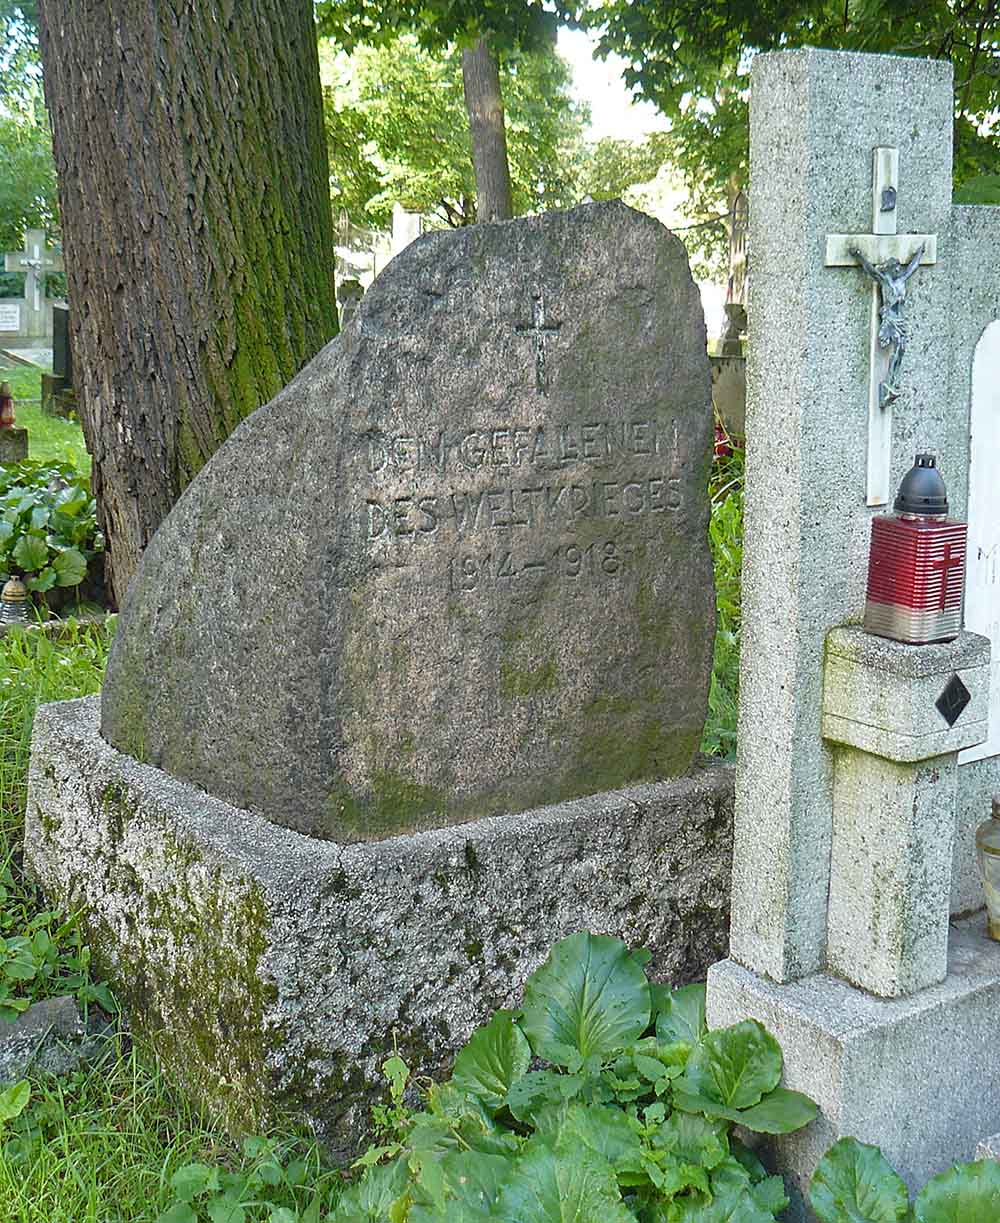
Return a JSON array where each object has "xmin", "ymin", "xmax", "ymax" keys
[
  {"xmin": 708, "ymin": 918, "xmax": 1000, "ymax": 1221},
  {"xmin": 863, "ymin": 598, "xmax": 961, "ymax": 644}
]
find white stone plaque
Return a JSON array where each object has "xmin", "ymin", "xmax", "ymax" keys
[
  {"xmin": 0, "ymin": 302, "xmax": 21, "ymax": 332},
  {"xmin": 960, "ymin": 319, "xmax": 1000, "ymax": 765}
]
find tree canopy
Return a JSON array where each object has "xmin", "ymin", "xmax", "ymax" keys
[
  {"xmin": 586, "ymin": 0, "xmax": 1000, "ymax": 260},
  {"xmin": 323, "ymin": 36, "xmax": 588, "ymax": 229}
]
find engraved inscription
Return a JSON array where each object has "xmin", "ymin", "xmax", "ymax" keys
[
  {"xmin": 366, "ymin": 474, "xmax": 682, "ymax": 544},
  {"xmin": 366, "ymin": 418, "xmax": 677, "ymax": 477},
  {"xmin": 449, "ymin": 540, "xmax": 626, "ymax": 593},
  {"xmin": 362, "ymin": 414, "xmax": 687, "ymax": 589}
]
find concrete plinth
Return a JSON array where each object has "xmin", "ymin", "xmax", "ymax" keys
[
  {"xmin": 708, "ymin": 920, "xmax": 1000, "ymax": 1221},
  {"xmin": 25, "ymin": 696, "xmax": 734, "ymax": 1158},
  {"xmin": 0, "ymin": 427, "xmax": 27, "ymax": 464}
]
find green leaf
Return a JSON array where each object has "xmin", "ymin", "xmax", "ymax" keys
[
  {"xmin": 0, "ymin": 1079, "xmax": 30, "ymax": 1122},
  {"xmin": 914, "ymin": 1159, "xmax": 1000, "ymax": 1223},
  {"xmin": 452, "ymin": 1009, "xmax": 531, "ymax": 1112},
  {"xmin": 12, "ymin": 533, "xmax": 48, "ymax": 572},
  {"xmin": 52, "ymin": 547, "xmax": 87, "ymax": 586},
  {"xmin": 169, "ymin": 1163, "xmax": 215, "ymax": 1201},
  {"xmin": 810, "ymin": 1138, "xmax": 910, "ymax": 1223},
  {"xmin": 206, "ymin": 1201, "xmax": 246, "ymax": 1223},
  {"xmin": 669, "ymin": 1181, "xmax": 778, "ymax": 1222},
  {"xmin": 336, "ymin": 1157, "xmax": 410, "ymax": 1222},
  {"xmin": 651, "ymin": 1111, "xmax": 729, "ymax": 1171},
  {"xmin": 519, "ymin": 932, "xmax": 650, "ymax": 1065},
  {"xmin": 495, "ymin": 1141, "xmax": 634, "ymax": 1223},
  {"xmin": 26, "ymin": 566, "xmax": 56, "ymax": 592},
  {"xmin": 672, "ymin": 1084, "xmax": 815, "ymax": 1134},
  {"xmin": 54, "ymin": 484, "xmax": 88, "ymax": 516},
  {"xmin": 536, "ymin": 1102, "xmax": 644, "ymax": 1176},
  {"xmin": 268, "ymin": 1209, "xmax": 298, "ymax": 1223},
  {"xmin": 506, "ymin": 1070, "xmax": 583, "ymax": 1125},
  {"xmin": 156, "ymin": 1206, "xmax": 198, "ymax": 1223},
  {"xmin": 654, "ymin": 982, "xmax": 707, "ymax": 1045},
  {"xmin": 731, "ymin": 1088, "xmax": 818, "ymax": 1134},
  {"xmin": 681, "ymin": 1020, "xmax": 782, "ymax": 1110},
  {"xmin": 751, "ymin": 1175, "xmax": 790, "ymax": 1216}
]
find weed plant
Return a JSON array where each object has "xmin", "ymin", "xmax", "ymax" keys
[{"xmin": 703, "ymin": 439, "xmax": 744, "ymax": 758}]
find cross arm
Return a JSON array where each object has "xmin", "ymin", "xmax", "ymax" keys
[{"xmin": 825, "ymin": 233, "xmax": 937, "ymax": 267}]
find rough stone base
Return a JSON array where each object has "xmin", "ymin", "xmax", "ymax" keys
[
  {"xmin": 26, "ymin": 696, "xmax": 734, "ymax": 1158},
  {"xmin": 707, "ymin": 919, "xmax": 1000, "ymax": 1220},
  {"xmin": 0, "ymin": 427, "xmax": 28, "ymax": 463}
]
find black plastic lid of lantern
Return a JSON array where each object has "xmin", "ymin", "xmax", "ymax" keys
[{"xmin": 894, "ymin": 453, "xmax": 949, "ymax": 516}]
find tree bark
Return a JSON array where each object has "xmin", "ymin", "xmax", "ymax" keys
[
  {"xmin": 37, "ymin": 0, "xmax": 338, "ymax": 607},
  {"xmin": 461, "ymin": 37, "xmax": 514, "ymax": 224}
]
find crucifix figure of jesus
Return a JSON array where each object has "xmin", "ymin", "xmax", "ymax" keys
[
  {"xmin": 826, "ymin": 148, "xmax": 937, "ymax": 506},
  {"xmin": 849, "ymin": 241, "xmax": 925, "ymax": 410}
]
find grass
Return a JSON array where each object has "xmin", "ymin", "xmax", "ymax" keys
[
  {"xmin": 701, "ymin": 439, "xmax": 744, "ymax": 760},
  {"xmin": 1, "ymin": 363, "xmax": 90, "ymax": 471}
]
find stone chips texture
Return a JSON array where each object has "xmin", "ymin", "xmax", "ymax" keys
[{"xmin": 101, "ymin": 202, "xmax": 714, "ymax": 842}]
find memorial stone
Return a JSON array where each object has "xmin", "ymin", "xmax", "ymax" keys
[{"xmin": 102, "ymin": 201, "xmax": 716, "ymax": 843}]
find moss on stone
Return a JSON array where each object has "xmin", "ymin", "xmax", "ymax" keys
[{"xmin": 500, "ymin": 657, "xmax": 558, "ymax": 699}]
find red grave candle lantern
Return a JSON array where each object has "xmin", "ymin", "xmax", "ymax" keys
[
  {"xmin": 863, "ymin": 453, "xmax": 967, "ymax": 645},
  {"xmin": 0, "ymin": 382, "xmax": 14, "ymax": 429}
]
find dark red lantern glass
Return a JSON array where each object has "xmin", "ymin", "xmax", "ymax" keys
[
  {"xmin": 863, "ymin": 453, "xmax": 967, "ymax": 645},
  {"xmin": 0, "ymin": 382, "xmax": 14, "ymax": 429}
]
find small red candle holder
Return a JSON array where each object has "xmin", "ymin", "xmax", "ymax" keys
[
  {"xmin": 863, "ymin": 453, "xmax": 967, "ymax": 645},
  {"xmin": 0, "ymin": 382, "xmax": 14, "ymax": 429}
]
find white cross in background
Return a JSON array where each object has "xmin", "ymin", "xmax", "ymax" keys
[
  {"xmin": 826, "ymin": 148, "xmax": 938, "ymax": 505},
  {"xmin": 2, "ymin": 228, "xmax": 64, "ymax": 335}
]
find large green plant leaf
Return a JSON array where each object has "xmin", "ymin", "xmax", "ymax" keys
[
  {"xmin": 409, "ymin": 1151, "xmax": 512, "ymax": 1222},
  {"xmin": 667, "ymin": 1182, "xmax": 778, "ymax": 1222},
  {"xmin": 810, "ymin": 1138, "xmax": 910, "ymax": 1223},
  {"xmin": 652, "ymin": 1111, "xmax": 728, "ymax": 1170},
  {"xmin": 452, "ymin": 1010, "xmax": 531, "ymax": 1113},
  {"xmin": 52, "ymin": 547, "xmax": 87, "ymax": 587},
  {"xmin": 654, "ymin": 983, "xmax": 707, "ymax": 1045},
  {"xmin": 535, "ymin": 1101, "xmax": 644, "ymax": 1176},
  {"xmin": 336, "ymin": 1158, "xmax": 409, "ymax": 1222},
  {"xmin": 495, "ymin": 1141, "xmax": 634, "ymax": 1223},
  {"xmin": 680, "ymin": 1021, "xmax": 782, "ymax": 1110},
  {"xmin": 672, "ymin": 1085, "xmax": 817, "ymax": 1134},
  {"xmin": 12, "ymin": 532, "xmax": 48, "ymax": 572},
  {"xmin": 506, "ymin": 1070, "xmax": 583, "ymax": 1125},
  {"xmin": 519, "ymin": 932, "xmax": 650, "ymax": 1066},
  {"xmin": 914, "ymin": 1159, "xmax": 1000, "ymax": 1223}
]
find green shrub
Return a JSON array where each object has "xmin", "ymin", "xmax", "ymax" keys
[
  {"xmin": 0, "ymin": 459, "xmax": 103, "ymax": 605},
  {"xmin": 812, "ymin": 1137, "xmax": 1000, "ymax": 1223},
  {"xmin": 302, "ymin": 931, "xmax": 816, "ymax": 1222}
]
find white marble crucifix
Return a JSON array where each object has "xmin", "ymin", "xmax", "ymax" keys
[
  {"xmin": 3, "ymin": 228, "xmax": 64, "ymax": 339},
  {"xmin": 826, "ymin": 148, "xmax": 937, "ymax": 505}
]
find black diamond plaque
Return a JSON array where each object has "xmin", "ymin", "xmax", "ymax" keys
[{"xmin": 936, "ymin": 674, "xmax": 971, "ymax": 728}]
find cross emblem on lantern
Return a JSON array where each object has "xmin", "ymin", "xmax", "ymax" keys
[
  {"xmin": 825, "ymin": 149, "xmax": 938, "ymax": 507},
  {"xmin": 932, "ymin": 542, "xmax": 963, "ymax": 610}
]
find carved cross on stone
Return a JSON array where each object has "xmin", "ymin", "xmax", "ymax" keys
[
  {"xmin": 515, "ymin": 287, "xmax": 561, "ymax": 394},
  {"xmin": 826, "ymin": 148, "xmax": 938, "ymax": 506}
]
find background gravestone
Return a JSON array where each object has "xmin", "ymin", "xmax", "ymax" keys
[{"xmin": 102, "ymin": 201, "xmax": 715, "ymax": 842}]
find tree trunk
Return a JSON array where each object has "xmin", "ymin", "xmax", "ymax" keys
[
  {"xmin": 37, "ymin": 0, "xmax": 338, "ymax": 607},
  {"xmin": 461, "ymin": 37, "xmax": 514, "ymax": 224}
]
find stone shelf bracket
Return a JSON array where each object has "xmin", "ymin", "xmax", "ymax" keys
[{"xmin": 821, "ymin": 626, "xmax": 991, "ymax": 997}]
